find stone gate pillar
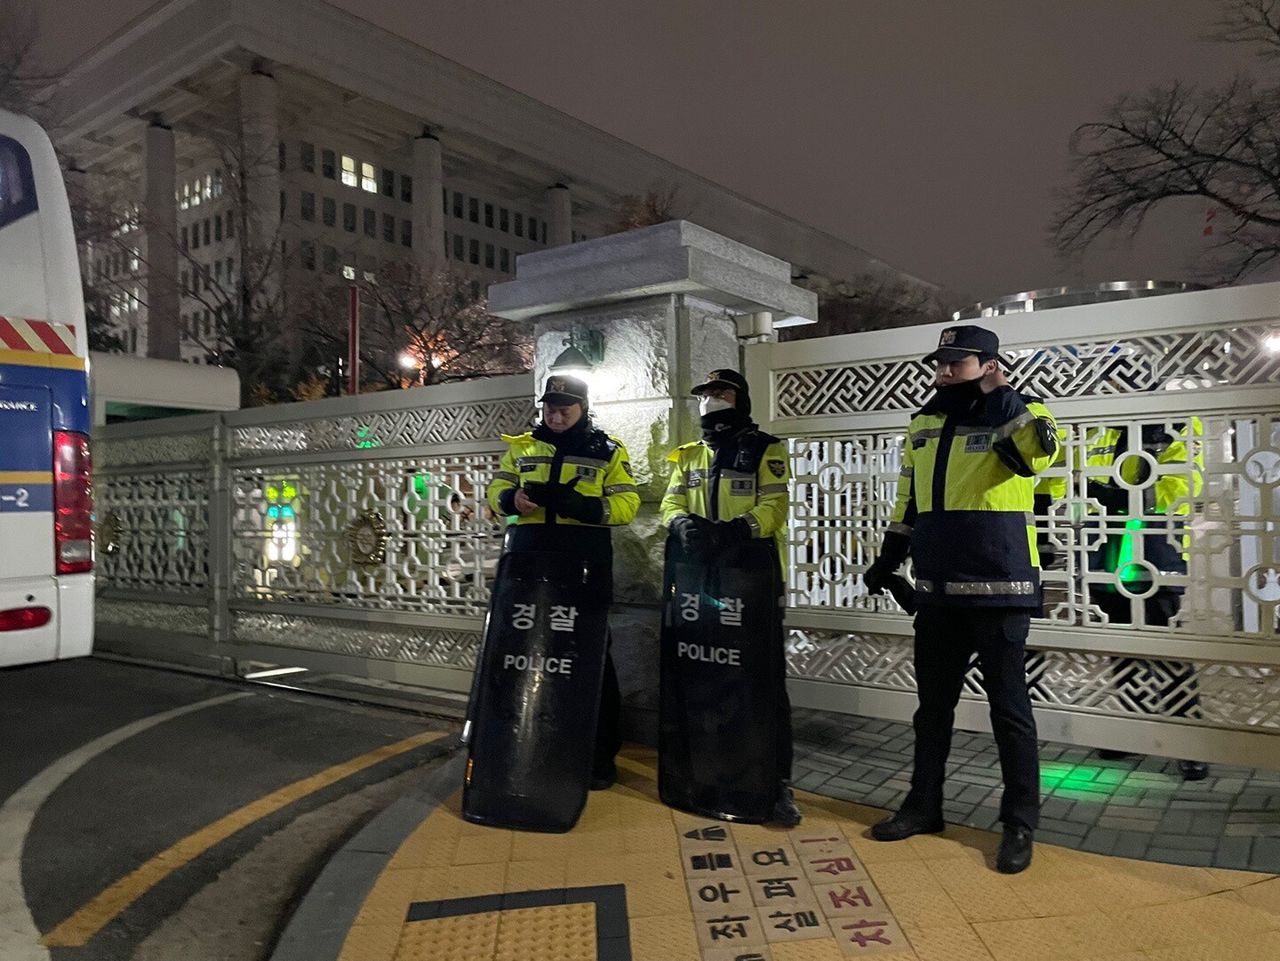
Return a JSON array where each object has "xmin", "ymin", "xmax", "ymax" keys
[{"xmin": 488, "ymin": 221, "xmax": 817, "ymax": 741}]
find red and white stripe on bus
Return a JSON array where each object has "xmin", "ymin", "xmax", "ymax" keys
[{"xmin": 0, "ymin": 316, "xmax": 77, "ymax": 355}]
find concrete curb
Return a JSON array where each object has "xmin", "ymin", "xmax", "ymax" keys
[{"xmin": 269, "ymin": 738, "xmax": 465, "ymax": 961}]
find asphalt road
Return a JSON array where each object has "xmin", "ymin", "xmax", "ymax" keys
[{"xmin": 0, "ymin": 656, "xmax": 459, "ymax": 961}]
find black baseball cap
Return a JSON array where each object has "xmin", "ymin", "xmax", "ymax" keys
[
  {"xmin": 538, "ymin": 374, "xmax": 589, "ymax": 406},
  {"xmin": 923, "ymin": 325, "xmax": 1001, "ymax": 364}
]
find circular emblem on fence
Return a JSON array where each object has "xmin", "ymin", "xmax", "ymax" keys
[
  {"xmin": 98, "ymin": 510, "xmax": 122, "ymax": 556},
  {"xmin": 347, "ymin": 510, "xmax": 388, "ymax": 566}
]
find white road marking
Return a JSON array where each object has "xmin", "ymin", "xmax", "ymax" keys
[{"xmin": 0, "ymin": 692, "xmax": 252, "ymax": 960}]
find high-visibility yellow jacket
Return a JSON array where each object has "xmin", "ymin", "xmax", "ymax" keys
[
  {"xmin": 486, "ymin": 429, "xmax": 640, "ymax": 528},
  {"xmin": 1085, "ymin": 419, "xmax": 1203, "ymax": 582},
  {"xmin": 660, "ymin": 431, "xmax": 791, "ymax": 575},
  {"xmin": 886, "ymin": 386, "xmax": 1058, "ymax": 607}
]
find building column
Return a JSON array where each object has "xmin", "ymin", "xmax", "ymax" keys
[
  {"xmin": 546, "ymin": 183, "xmax": 572, "ymax": 247},
  {"xmin": 413, "ymin": 131, "xmax": 444, "ymax": 271},
  {"xmin": 238, "ymin": 68, "xmax": 281, "ymax": 261},
  {"xmin": 143, "ymin": 120, "xmax": 180, "ymax": 360}
]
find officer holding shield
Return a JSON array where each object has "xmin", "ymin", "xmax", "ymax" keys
[
  {"xmin": 482, "ymin": 374, "xmax": 640, "ymax": 795},
  {"xmin": 659, "ymin": 368, "xmax": 800, "ymax": 826}
]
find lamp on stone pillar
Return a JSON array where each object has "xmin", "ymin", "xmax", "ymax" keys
[{"xmin": 548, "ymin": 327, "xmax": 605, "ymax": 392}]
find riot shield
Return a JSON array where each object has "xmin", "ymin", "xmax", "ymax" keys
[
  {"xmin": 463, "ymin": 550, "xmax": 610, "ymax": 832},
  {"xmin": 659, "ymin": 535, "xmax": 783, "ymax": 822}
]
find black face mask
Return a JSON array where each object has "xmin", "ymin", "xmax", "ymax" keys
[
  {"xmin": 930, "ymin": 377, "xmax": 985, "ymax": 415},
  {"xmin": 701, "ymin": 407, "xmax": 750, "ymax": 447}
]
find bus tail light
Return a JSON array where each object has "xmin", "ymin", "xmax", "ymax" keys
[
  {"xmin": 53, "ymin": 430, "xmax": 93, "ymax": 574},
  {"xmin": 0, "ymin": 607, "xmax": 53, "ymax": 631}
]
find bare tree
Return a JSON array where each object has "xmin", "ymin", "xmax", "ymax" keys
[
  {"xmin": 1052, "ymin": 0, "xmax": 1280, "ymax": 282},
  {"xmin": 298, "ymin": 262, "xmax": 531, "ymax": 391},
  {"xmin": 612, "ymin": 182, "xmax": 688, "ymax": 232}
]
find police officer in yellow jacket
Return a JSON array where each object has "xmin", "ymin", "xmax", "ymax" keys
[
  {"xmin": 1085, "ymin": 419, "xmax": 1209, "ymax": 780},
  {"xmin": 864, "ymin": 325, "xmax": 1057, "ymax": 874},
  {"xmin": 660, "ymin": 368, "xmax": 799, "ymax": 825},
  {"xmin": 486, "ymin": 374, "xmax": 640, "ymax": 789}
]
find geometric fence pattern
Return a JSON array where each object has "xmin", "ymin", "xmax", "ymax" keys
[
  {"xmin": 93, "ymin": 378, "xmax": 533, "ymax": 670},
  {"xmin": 776, "ymin": 321, "xmax": 1280, "ymax": 417},
  {"xmin": 786, "ymin": 628, "xmax": 1280, "ymax": 730}
]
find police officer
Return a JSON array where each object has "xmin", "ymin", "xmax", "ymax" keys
[
  {"xmin": 863, "ymin": 325, "xmax": 1058, "ymax": 874},
  {"xmin": 660, "ymin": 368, "xmax": 800, "ymax": 826},
  {"xmin": 486, "ymin": 374, "xmax": 640, "ymax": 789},
  {"xmin": 1085, "ymin": 419, "xmax": 1209, "ymax": 780}
]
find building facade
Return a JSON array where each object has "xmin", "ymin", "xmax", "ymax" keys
[{"xmin": 53, "ymin": 0, "xmax": 936, "ymax": 369}]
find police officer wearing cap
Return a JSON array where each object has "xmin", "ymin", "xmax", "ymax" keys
[
  {"xmin": 660, "ymin": 368, "xmax": 800, "ymax": 826},
  {"xmin": 486, "ymin": 374, "xmax": 641, "ymax": 789},
  {"xmin": 863, "ymin": 326, "xmax": 1058, "ymax": 874}
]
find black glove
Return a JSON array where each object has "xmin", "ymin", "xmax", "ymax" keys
[
  {"xmin": 711, "ymin": 517, "xmax": 752, "ymax": 550},
  {"xmin": 522, "ymin": 481, "xmax": 551, "ymax": 506},
  {"xmin": 670, "ymin": 515, "xmax": 712, "ymax": 556},
  {"xmin": 557, "ymin": 481, "xmax": 604, "ymax": 523},
  {"xmin": 863, "ymin": 558, "xmax": 896, "ymax": 595}
]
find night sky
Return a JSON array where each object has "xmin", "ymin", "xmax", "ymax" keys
[{"xmin": 35, "ymin": 0, "xmax": 1257, "ymax": 305}]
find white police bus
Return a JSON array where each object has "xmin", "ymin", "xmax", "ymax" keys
[{"xmin": 0, "ymin": 108, "xmax": 94, "ymax": 667}]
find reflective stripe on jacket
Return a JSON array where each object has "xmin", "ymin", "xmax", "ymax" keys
[
  {"xmin": 889, "ymin": 386, "xmax": 1058, "ymax": 607},
  {"xmin": 486, "ymin": 430, "xmax": 640, "ymax": 527},
  {"xmin": 660, "ymin": 434, "xmax": 791, "ymax": 575}
]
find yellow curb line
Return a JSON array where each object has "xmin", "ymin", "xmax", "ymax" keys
[{"xmin": 41, "ymin": 729, "xmax": 449, "ymax": 947}]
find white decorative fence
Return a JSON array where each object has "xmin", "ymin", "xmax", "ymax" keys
[
  {"xmin": 749, "ymin": 282, "xmax": 1280, "ymax": 767},
  {"xmin": 94, "ymin": 374, "xmax": 535, "ymax": 693}
]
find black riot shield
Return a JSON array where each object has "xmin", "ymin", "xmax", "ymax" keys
[
  {"xmin": 462, "ymin": 550, "xmax": 610, "ymax": 832},
  {"xmin": 659, "ymin": 534, "xmax": 784, "ymax": 822}
]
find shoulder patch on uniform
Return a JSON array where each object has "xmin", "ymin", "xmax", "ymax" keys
[{"xmin": 767, "ymin": 458, "xmax": 786, "ymax": 478}]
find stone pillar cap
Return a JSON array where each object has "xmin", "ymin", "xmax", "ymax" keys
[{"xmin": 488, "ymin": 220, "xmax": 817, "ymax": 324}]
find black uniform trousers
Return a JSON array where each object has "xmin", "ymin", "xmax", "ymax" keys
[{"xmin": 902, "ymin": 606, "xmax": 1040, "ymax": 831}]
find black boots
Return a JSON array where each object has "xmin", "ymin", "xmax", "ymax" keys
[
  {"xmin": 870, "ymin": 810, "xmax": 945, "ymax": 842},
  {"xmin": 996, "ymin": 825, "xmax": 1034, "ymax": 874},
  {"xmin": 772, "ymin": 782, "xmax": 802, "ymax": 827}
]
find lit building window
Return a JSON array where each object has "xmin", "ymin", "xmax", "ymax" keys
[
  {"xmin": 180, "ymin": 182, "xmax": 190, "ymax": 210},
  {"xmin": 190, "ymin": 179, "xmax": 200, "ymax": 206},
  {"xmin": 204, "ymin": 173, "xmax": 213, "ymax": 200},
  {"xmin": 361, "ymin": 162, "xmax": 377, "ymax": 193},
  {"xmin": 341, "ymin": 154, "xmax": 357, "ymax": 187}
]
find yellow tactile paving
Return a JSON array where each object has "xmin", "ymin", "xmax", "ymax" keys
[
  {"xmin": 493, "ymin": 903, "xmax": 596, "ymax": 961},
  {"xmin": 340, "ymin": 745, "xmax": 1279, "ymax": 960},
  {"xmin": 394, "ymin": 911, "xmax": 499, "ymax": 961},
  {"xmin": 337, "ymin": 922, "xmax": 402, "ymax": 961}
]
